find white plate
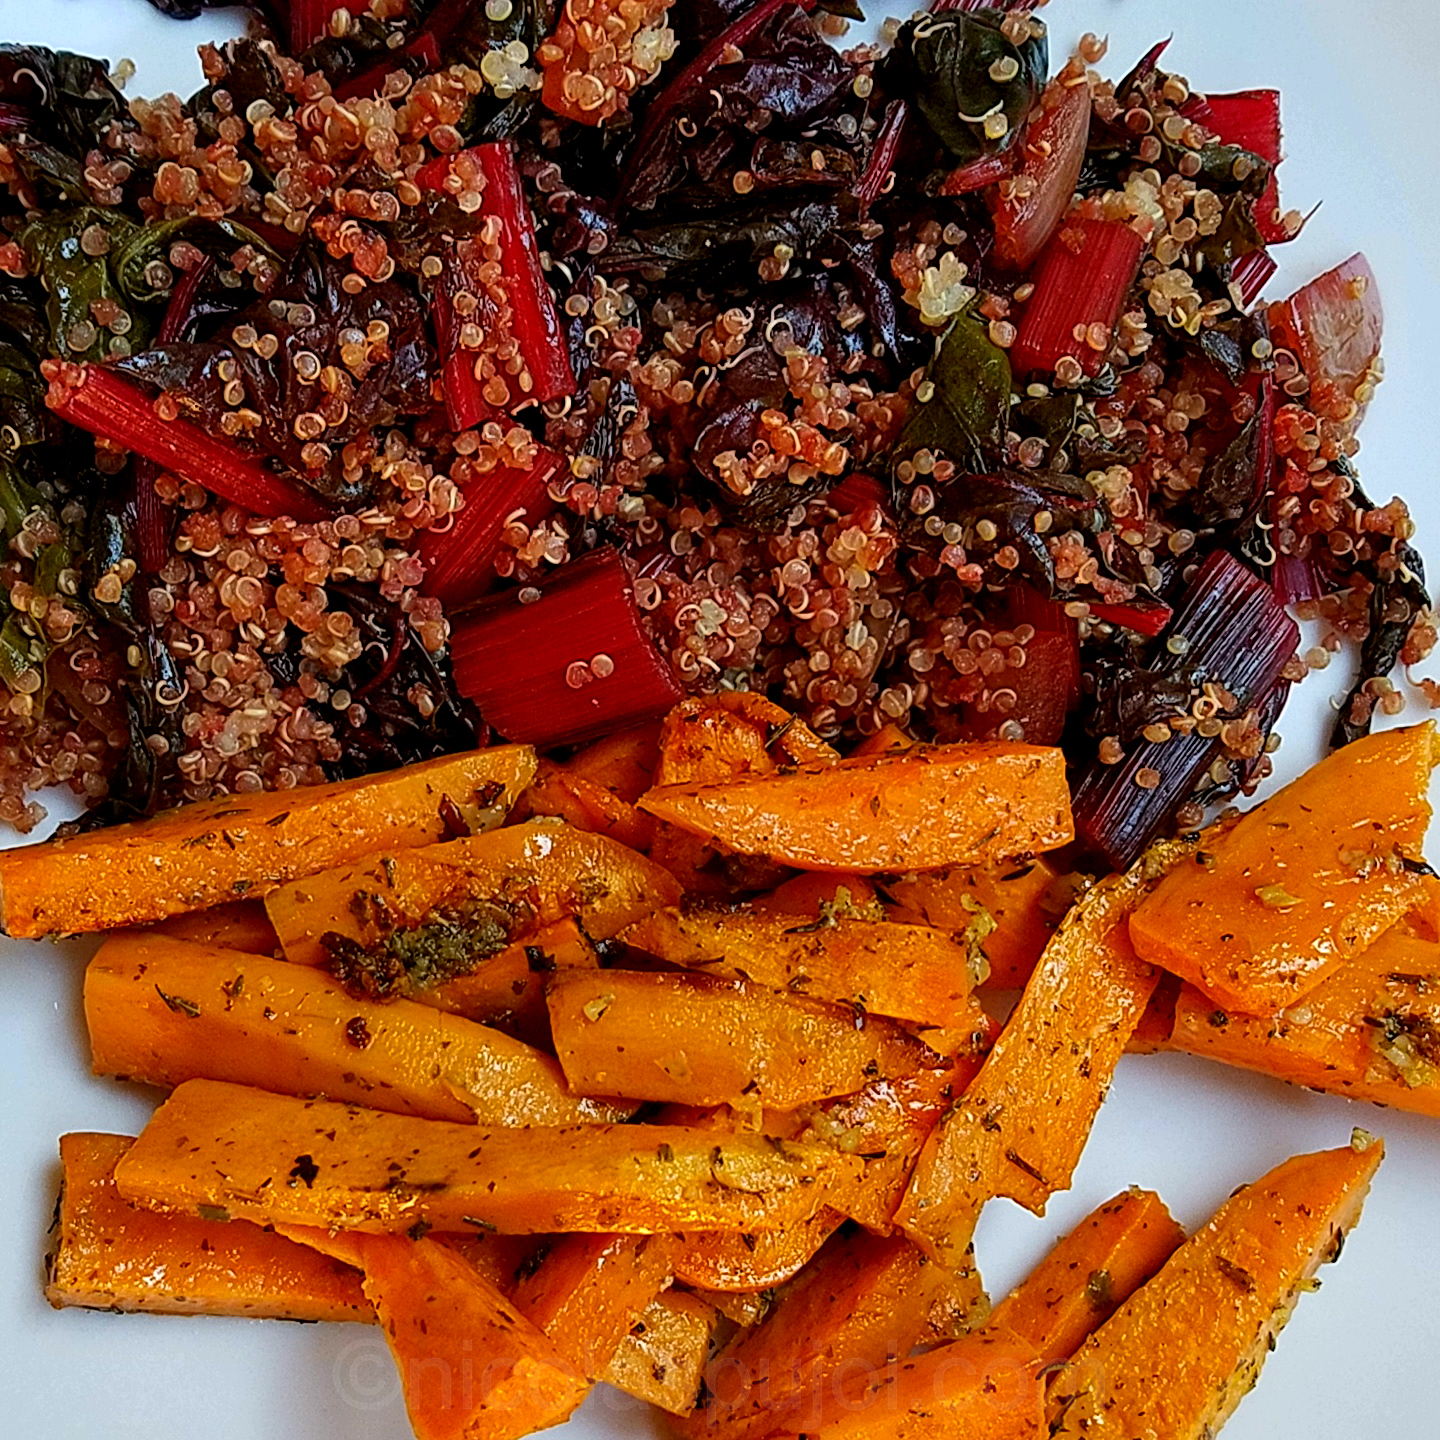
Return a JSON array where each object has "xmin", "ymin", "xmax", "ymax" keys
[{"xmin": 0, "ymin": 1, "xmax": 1437, "ymax": 1436}]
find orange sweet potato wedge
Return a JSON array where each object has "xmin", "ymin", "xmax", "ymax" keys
[
  {"xmin": 750, "ymin": 871, "xmax": 880, "ymax": 916},
  {"xmin": 1048, "ymin": 1138, "xmax": 1383, "ymax": 1439},
  {"xmin": 416, "ymin": 916, "xmax": 599, "ymax": 1046},
  {"xmin": 989, "ymin": 1188, "xmax": 1184, "ymax": 1364},
  {"xmin": 640, "ymin": 742, "xmax": 1073, "ymax": 873},
  {"xmin": 649, "ymin": 693, "xmax": 837, "ymax": 895},
  {"xmin": 883, "ymin": 858, "xmax": 1071, "ymax": 989},
  {"xmin": 520, "ymin": 758, "xmax": 655, "ymax": 853},
  {"xmin": 46, "ymin": 1133, "xmax": 370, "ymax": 1323},
  {"xmin": 1129, "ymin": 722, "xmax": 1438, "ymax": 1015},
  {"xmin": 894, "ymin": 845, "xmax": 1188, "ymax": 1271},
  {"xmin": 761, "ymin": 1324, "xmax": 1044, "ymax": 1440},
  {"xmin": 688, "ymin": 1230, "xmax": 990, "ymax": 1440},
  {"xmin": 784, "ymin": 1061, "xmax": 986, "ymax": 1231},
  {"xmin": 114, "ymin": 1079, "xmax": 859, "ymax": 1236},
  {"xmin": 0, "ymin": 745, "xmax": 536, "ymax": 938},
  {"xmin": 605, "ymin": 1290, "xmax": 720, "ymax": 1416},
  {"xmin": 564, "ymin": 723, "xmax": 662, "ymax": 801},
  {"xmin": 547, "ymin": 968, "xmax": 946, "ymax": 1109},
  {"xmin": 674, "ymin": 1208, "xmax": 847, "ymax": 1294},
  {"xmin": 621, "ymin": 905, "xmax": 982, "ymax": 1031},
  {"xmin": 265, "ymin": 818, "xmax": 681, "ymax": 970},
  {"xmin": 84, "ymin": 934, "xmax": 631, "ymax": 1126},
  {"xmin": 357, "ymin": 1233, "xmax": 588, "ymax": 1440},
  {"xmin": 1165, "ymin": 920, "xmax": 1440, "ymax": 1116},
  {"xmin": 148, "ymin": 899, "xmax": 279, "ymax": 954},
  {"xmin": 513, "ymin": 1233, "xmax": 678, "ymax": 1379}
]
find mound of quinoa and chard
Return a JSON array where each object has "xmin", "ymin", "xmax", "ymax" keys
[{"xmin": 0, "ymin": 0, "xmax": 1427, "ymax": 866}]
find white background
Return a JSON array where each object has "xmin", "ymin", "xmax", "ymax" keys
[{"xmin": 0, "ymin": 1, "xmax": 1438, "ymax": 1436}]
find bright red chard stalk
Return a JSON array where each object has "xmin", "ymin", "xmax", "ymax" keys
[
  {"xmin": 133, "ymin": 255, "xmax": 214, "ymax": 574},
  {"xmin": 418, "ymin": 142, "xmax": 576, "ymax": 428},
  {"xmin": 1009, "ymin": 219, "xmax": 1145, "ymax": 377},
  {"xmin": 43, "ymin": 361, "xmax": 331, "ymax": 523},
  {"xmin": 450, "ymin": 547, "xmax": 682, "ymax": 749},
  {"xmin": 1072, "ymin": 549, "xmax": 1300, "ymax": 870},
  {"xmin": 1185, "ymin": 89, "xmax": 1287, "ymax": 244},
  {"xmin": 1229, "ymin": 247, "xmax": 1277, "ymax": 310},
  {"xmin": 289, "ymin": 0, "xmax": 371, "ymax": 54},
  {"xmin": 420, "ymin": 447, "xmax": 567, "ymax": 610},
  {"xmin": 1089, "ymin": 598, "xmax": 1173, "ymax": 638}
]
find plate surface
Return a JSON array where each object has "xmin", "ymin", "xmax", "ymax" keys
[{"xmin": 0, "ymin": 1, "xmax": 1438, "ymax": 1436}]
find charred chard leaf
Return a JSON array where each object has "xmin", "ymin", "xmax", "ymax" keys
[
  {"xmin": 1084, "ymin": 656, "xmax": 1206, "ymax": 744},
  {"xmin": 116, "ymin": 244, "xmax": 435, "ymax": 505},
  {"xmin": 895, "ymin": 312, "xmax": 1012, "ymax": 474},
  {"xmin": 0, "ymin": 278, "xmax": 59, "ymax": 453},
  {"xmin": 881, "ymin": 10, "xmax": 1046, "ymax": 166}
]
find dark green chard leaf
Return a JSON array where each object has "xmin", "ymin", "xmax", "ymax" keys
[
  {"xmin": 896, "ymin": 311, "xmax": 1013, "ymax": 474},
  {"xmin": 110, "ymin": 218, "xmax": 281, "ymax": 305},
  {"xmin": 0, "ymin": 279, "xmax": 57, "ymax": 453},
  {"xmin": 1330, "ymin": 460, "xmax": 1432, "ymax": 748},
  {"xmin": 903, "ymin": 469, "xmax": 1098, "ymax": 593},
  {"xmin": 0, "ymin": 46, "xmax": 130, "ymax": 204},
  {"xmin": 883, "ymin": 9, "xmax": 1046, "ymax": 166},
  {"xmin": 1195, "ymin": 192, "xmax": 1267, "ymax": 274},
  {"xmin": 17, "ymin": 208, "xmax": 148, "ymax": 364}
]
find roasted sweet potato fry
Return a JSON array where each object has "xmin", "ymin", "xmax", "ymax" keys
[
  {"xmin": 0, "ymin": 745, "xmax": 537, "ymax": 938},
  {"xmin": 654, "ymin": 694, "xmax": 838, "ymax": 785},
  {"xmin": 84, "ymin": 934, "xmax": 630, "ymax": 1126},
  {"xmin": 786, "ymin": 1062, "xmax": 984, "ymax": 1230},
  {"xmin": 417, "ymin": 917, "xmax": 599, "ymax": 1046},
  {"xmin": 761, "ymin": 1325, "xmax": 1044, "ymax": 1440},
  {"xmin": 1048, "ymin": 1139, "xmax": 1383, "ymax": 1439},
  {"xmin": 265, "ymin": 818, "xmax": 682, "ymax": 970},
  {"xmin": 1165, "ymin": 920, "xmax": 1440, "ymax": 1116},
  {"xmin": 548, "ymin": 969, "xmax": 945, "ymax": 1108},
  {"xmin": 606, "ymin": 1291, "xmax": 719, "ymax": 1416},
  {"xmin": 649, "ymin": 693, "xmax": 837, "ymax": 896},
  {"xmin": 621, "ymin": 906, "xmax": 982, "ymax": 1030},
  {"xmin": 564, "ymin": 723, "xmax": 662, "ymax": 802},
  {"xmin": 883, "ymin": 858, "xmax": 1071, "ymax": 989},
  {"xmin": 750, "ymin": 871, "xmax": 880, "ymax": 916},
  {"xmin": 148, "ymin": 900, "xmax": 279, "ymax": 954},
  {"xmin": 45, "ymin": 1133, "xmax": 370, "ymax": 1322},
  {"xmin": 640, "ymin": 742, "xmax": 1073, "ymax": 874},
  {"xmin": 686, "ymin": 1287, "xmax": 771, "ymax": 1328},
  {"xmin": 989, "ymin": 1188, "xmax": 1184, "ymax": 1363},
  {"xmin": 520, "ymin": 758, "xmax": 654, "ymax": 852},
  {"xmin": 894, "ymin": 846, "xmax": 1186, "ymax": 1270},
  {"xmin": 513, "ymin": 1233, "xmax": 678, "ymax": 1379},
  {"xmin": 674, "ymin": 1209, "xmax": 847, "ymax": 1294},
  {"xmin": 357, "ymin": 1234, "xmax": 588, "ymax": 1440},
  {"xmin": 850, "ymin": 723, "xmax": 917, "ymax": 757},
  {"xmin": 114, "ymin": 1079, "xmax": 860, "ymax": 1236},
  {"xmin": 690, "ymin": 1231, "xmax": 990, "ymax": 1440},
  {"xmin": 1129, "ymin": 722, "xmax": 1438, "ymax": 1015}
]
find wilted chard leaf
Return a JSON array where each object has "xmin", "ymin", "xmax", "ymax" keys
[
  {"xmin": 0, "ymin": 46, "xmax": 129, "ymax": 205},
  {"xmin": 18, "ymin": 209, "xmax": 149, "ymax": 365},
  {"xmin": 895, "ymin": 311, "xmax": 1013, "ymax": 474},
  {"xmin": 115, "ymin": 244, "xmax": 435, "ymax": 506},
  {"xmin": 904, "ymin": 468, "xmax": 1097, "ymax": 592},
  {"xmin": 882, "ymin": 9, "xmax": 1046, "ymax": 166}
]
